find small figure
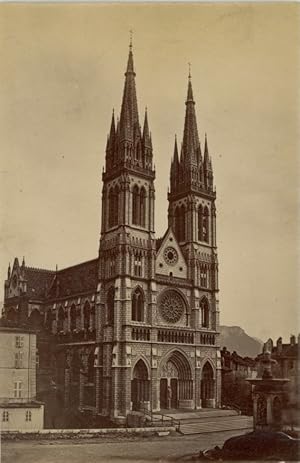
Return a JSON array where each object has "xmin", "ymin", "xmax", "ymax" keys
[{"xmin": 167, "ymin": 385, "xmax": 172, "ymax": 409}]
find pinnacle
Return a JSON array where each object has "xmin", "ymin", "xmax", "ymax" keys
[
  {"xmin": 204, "ymin": 133, "xmax": 209, "ymax": 162},
  {"xmin": 173, "ymin": 136, "xmax": 179, "ymax": 164},
  {"xmin": 143, "ymin": 108, "xmax": 151, "ymax": 147}
]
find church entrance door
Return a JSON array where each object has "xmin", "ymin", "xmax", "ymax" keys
[
  {"xmin": 170, "ymin": 378, "xmax": 178, "ymax": 408},
  {"xmin": 160, "ymin": 351, "xmax": 193, "ymax": 410},
  {"xmin": 160, "ymin": 378, "xmax": 168, "ymax": 409}
]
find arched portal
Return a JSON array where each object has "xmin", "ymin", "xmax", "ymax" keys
[
  {"xmin": 201, "ymin": 362, "xmax": 215, "ymax": 408},
  {"xmin": 160, "ymin": 351, "xmax": 193, "ymax": 410},
  {"xmin": 131, "ymin": 360, "xmax": 150, "ymax": 411}
]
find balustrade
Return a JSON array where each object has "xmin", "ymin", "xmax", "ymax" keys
[
  {"xmin": 200, "ymin": 333, "xmax": 215, "ymax": 345},
  {"xmin": 157, "ymin": 329, "xmax": 194, "ymax": 344},
  {"xmin": 131, "ymin": 327, "xmax": 150, "ymax": 341}
]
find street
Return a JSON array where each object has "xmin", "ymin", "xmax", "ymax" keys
[{"xmin": 2, "ymin": 429, "xmax": 248, "ymax": 463}]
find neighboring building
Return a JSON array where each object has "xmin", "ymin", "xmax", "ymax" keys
[
  {"xmin": 0, "ymin": 326, "xmax": 44, "ymax": 430},
  {"xmin": 2, "ymin": 41, "xmax": 221, "ymax": 424},
  {"xmin": 221, "ymin": 347, "xmax": 257, "ymax": 414},
  {"xmin": 259, "ymin": 335, "xmax": 300, "ymax": 409}
]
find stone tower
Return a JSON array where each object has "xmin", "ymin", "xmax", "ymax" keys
[
  {"xmin": 98, "ymin": 41, "xmax": 156, "ymax": 419},
  {"xmin": 168, "ymin": 72, "xmax": 220, "ymax": 352}
]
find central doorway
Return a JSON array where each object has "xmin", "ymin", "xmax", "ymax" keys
[
  {"xmin": 160, "ymin": 378, "xmax": 178, "ymax": 409},
  {"xmin": 159, "ymin": 351, "xmax": 193, "ymax": 410}
]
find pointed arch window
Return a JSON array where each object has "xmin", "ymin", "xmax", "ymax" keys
[
  {"xmin": 175, "ymin": 205, "xmax": 186, "ymax": 242},
  {"xmin": 200, "ymin": 265, "xmax": 209, "ymax": 288},
  {"xmin": 107, "ymin": 287, "xmax": 115, "ymax": 325},
  {"xmin": 132, "ymin": 288, "xmax": 144, "ymax": 322},
  {"xmin": 132, "ymin": 186, "xmax": 146, "ymax": 227},
  {"xmin": 198, "ymin": 205, "xmax": 203, "ymax": 241},
  {"xmin": 70, "ymin": 305, "xmax": 76, "ymax": 331},
  {"xmin": 200, "ymin": 298, "xmax": 209, "ymax": 328},
  {"xmin": 108, "ymin": 188, "xmax": 114, "ymax": 228},
  {"xmin": 198, "ymin": 205, "xmax": 209, "ymax": 243},
  {"xmin": 108, "ymin": 185, "xmax": 119, "ymax": 228},
  {"xmin": 132, "ymin": 185, "xmax": 140, "ymax": 225},
  {"xmin": 57, "ymin": 306, "xmax": 65, "ymax": 332},
  {"xmin": 140, "ymin": 187, "xmax": 146, "ymax": 227},
  {"xmin": 83, "ymin": 301, "xmax": 91, "ymax": 330},
  {"xmin": 202, "ymin": 206, "xmax": 209, "ymax": 243},
  {"xmin": 29, "ymin": 309, "xmax": 42, "ymax": 328},
  {"xmin": 134, "ymin": 252, "xmax": 142, "ymax": 277}
]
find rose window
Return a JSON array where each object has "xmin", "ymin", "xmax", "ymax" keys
[{"xmin": 159, "ymin": 290, "xmax": 184, "ymax": 323}]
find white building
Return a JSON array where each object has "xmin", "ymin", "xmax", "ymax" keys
[{"xmin": 0, "ymin": 326, "xmax": 44, "ymax": 431}]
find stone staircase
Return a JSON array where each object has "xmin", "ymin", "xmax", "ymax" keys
[{"xmin": 157, "ymin": 409, "xmax": 253, "ymax": 435}]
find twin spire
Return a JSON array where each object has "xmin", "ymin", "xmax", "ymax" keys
[
  {"xmin": 170, "ymin": 69, "xmax": 214, "ymax": 194},
  {"xmin": 105, "ymin": 37, "xmax": 213, "ymax": 192},
  {"xmin": 105, "ymin": 39, "xmax": 153, "ymax": 174}
]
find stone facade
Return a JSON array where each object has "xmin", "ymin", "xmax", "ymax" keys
[{"xmin": 2, "ymin": 42, "xmax": 221, "ymax": 424}]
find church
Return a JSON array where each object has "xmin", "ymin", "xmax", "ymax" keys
[{"xmin": 2, "ymin": 41, "xmax": 221, "ymax": 424}]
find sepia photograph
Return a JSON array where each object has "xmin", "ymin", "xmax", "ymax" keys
[{"xmin": 0, "ymin": 2, "xmax": 299, "ymax": 462}]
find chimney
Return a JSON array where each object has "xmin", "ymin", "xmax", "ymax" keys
[{"xmin": 290, "ymin": 335, "xmax": 296, "ymax": 346}]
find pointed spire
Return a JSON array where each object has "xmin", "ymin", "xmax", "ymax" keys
[
  {"xmin": 119, "ymin": 37, "xmax": 140, "ymax": 142},
  {"xmin": 143, "ymin": 107, "xmax": 151, "ymax": 147},
  {"xmin": 8, "ymin": 263, "xmax": 11, "ymax": 279},
  {"xmin": 22, "ymin": 256, "xmax": 25, "ymax": 267},
  {"xmin": 182, "ymin": 71, "xmax": 200, "ymax": 164},
  {"xmin": 187, "ymin": 63, "xmax": 194, "ymax": 102}
]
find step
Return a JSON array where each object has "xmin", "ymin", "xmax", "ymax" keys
[
  {"xmin": 179, "ymin": 416, "xmax": 253, "ymax": 435},
  {"xmin": 155, "ymin": 409, "xmax": 239, "ymax": 421}
]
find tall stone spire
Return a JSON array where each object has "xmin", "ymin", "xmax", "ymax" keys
[
  {"xmin": 182, "ymin": 71, "xmax": 201, "ymax": 165},
  {"xmin": 119, "ymin": 39, "xmax": 140, "ymax": 142},
  {"xmin": 103, "ymin": 35, "xmax": 154, "ymax": 180},
  {"xmin": 169, "ymin": 71, "xmax": 214, "ymax": 198}
]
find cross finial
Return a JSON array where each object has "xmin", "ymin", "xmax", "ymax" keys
[
  {"xmin": 129, "ymin": 29, "xmax": 133, "ymax": 50},
  {"xmin": 188, "ymin": 62, "xmax": 192, "ymax": 79}
]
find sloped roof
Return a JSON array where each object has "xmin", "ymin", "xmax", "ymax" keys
[
  {"xmin": 24, "ymin": 267, "xmax": 55, "ymax": 299},
  {"xmin": 47, "ymin": 259, "xmax": 98, "ymax": 299},
  {"xmin": 156, "ymin": 237, "xmax": 163, "ymax": 251}
]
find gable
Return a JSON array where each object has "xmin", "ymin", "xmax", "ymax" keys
[{"xmin": 156, "ymin": 228, "xmax": 187, "ymax": 278}]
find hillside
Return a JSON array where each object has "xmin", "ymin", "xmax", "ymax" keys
[{"xmin": 219, "ymin": 325, "xmax": 263, "ymax": 358}]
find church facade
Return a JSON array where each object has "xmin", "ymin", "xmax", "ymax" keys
[{"xmin": 2, "ymin": 43, "xmax": 221, "ymax": 423}]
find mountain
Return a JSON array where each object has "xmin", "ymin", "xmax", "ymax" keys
[{"xmin": 219, "ymin": 325, "xmax": 263, "ymax": 358}]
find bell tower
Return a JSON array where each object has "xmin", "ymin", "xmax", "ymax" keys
[
  {"xmin": 168, "ymin": 72, "xmax": 219, "ymax": 333},
  {"xmin": 97, "ymin": 40, "xmax": 156, "ymax": 419}
]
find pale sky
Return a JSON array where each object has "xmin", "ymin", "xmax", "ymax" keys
[{"xmin": 0, "ymin": 3, "xmax": 299, "ymax": 342}]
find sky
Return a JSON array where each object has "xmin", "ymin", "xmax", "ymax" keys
[{"xmin": 0, "ymin": 3, "xmax": 299, "ymax": 342}]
